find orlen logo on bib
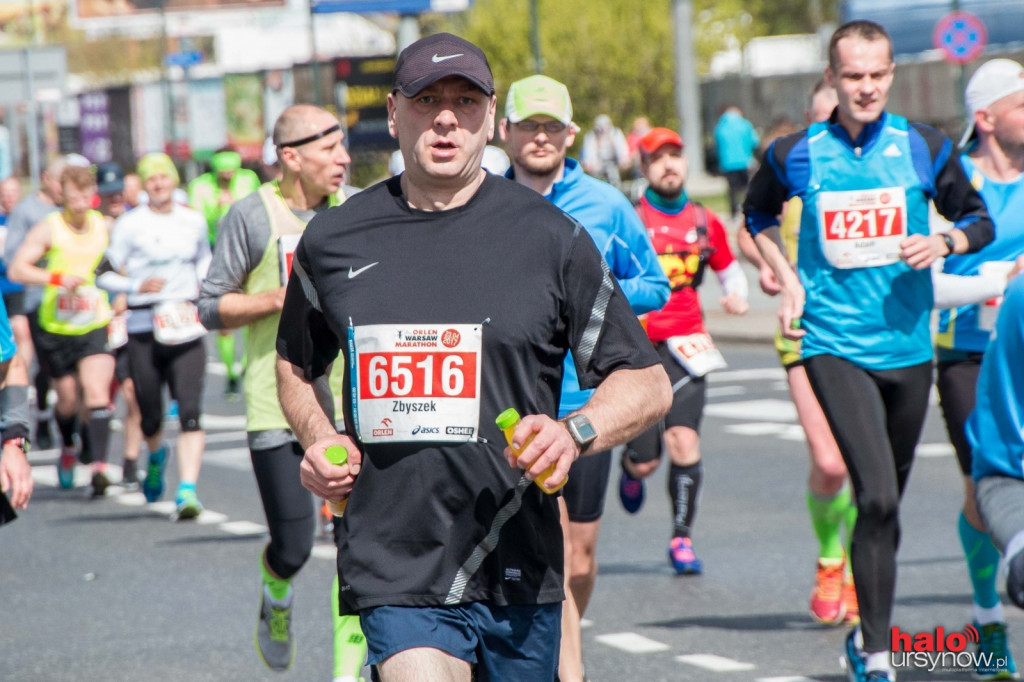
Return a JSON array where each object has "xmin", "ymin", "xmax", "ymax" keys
[
  {"xmin": 441, "ymin": 329, "xmax": 461, "ymax": 348},
  {"xmin": 372, "ymin": 418, "xmax": 394, "ymax": 437}
]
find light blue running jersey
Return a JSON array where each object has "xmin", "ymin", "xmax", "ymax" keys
[
  {"xmin": 799, "ymin": 115, "xmax": 934, "ymax": 370},
  {"xmin": 969, "ymin": 274, "xmax": 1024, "ymax": 481},
  {"xmin": 937, "ymin": 156, "xmax": 1024, "ymax": 354}
]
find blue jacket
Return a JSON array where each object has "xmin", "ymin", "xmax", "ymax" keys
[
  {"xmin": 510, "ymin": 158, "xmax": 670, "ymax": 416},
  {"xmin": 714, "ymin": 110, "xmax": 759, "ymax": 173}
]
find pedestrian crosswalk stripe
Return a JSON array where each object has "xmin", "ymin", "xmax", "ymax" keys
[
  {"xmin": 711, "ymin": 368, "xmax": 787, "ymax": 382},
  {"xmin": 220, "ymin": 521, "xmax": 268, "ymax": 536},
  {"xmin": 196, "ymin": 510, "xmax": 229, "ymax": 525},
  {"xmin": 706, "ymin": 399, "xmax": 797, "ymax": 421},
  {"xmin": 707, "ymin": 385, "xmax": 747, "ymax": 398},
  {"xmin": 594, "ymin": 632, "xmax": 670, "ymax": 653},
  {"xmin": 916, "ymin": 442, "xmax": 955, "ymax": 458},
  {"xmin": 311, "ymin": 544, "xmax": 336, "ymax": 561},
  {"xmin": 675, "ymin": 653, "xmax": 755, "ymax": 671}
]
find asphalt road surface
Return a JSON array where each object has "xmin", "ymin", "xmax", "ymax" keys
[{"xmin": 0, "ymin": 341, "xmax": 1007, "ymax": 681}]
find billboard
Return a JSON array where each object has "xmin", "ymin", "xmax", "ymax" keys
[
  {"xmin": 335, "ymin": 55, "xmax": 394, "ymax": 150},
  {"xmin": 75, "ymin": 0, "xmax": 283, "ymax": 19}
]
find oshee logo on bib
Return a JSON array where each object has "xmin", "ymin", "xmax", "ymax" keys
[{"xmin": 350, "ymin": 323, "xmax": 482, "ymax": 444}]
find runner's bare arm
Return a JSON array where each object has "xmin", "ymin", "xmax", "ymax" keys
[
  {"xmin": 276, "ymin": 354, "xmax": 359, "ymax": 501},
  {"xmin": 216, "ymin": 289, "xmax": 287, "ymax": 329},
  {"xmin": 8, "ymin": 221, "xmax": 61, "ymax": 287},
  {"xmin": 753, "ymin": 227, "xmax": 805, "ymax": 339},
  {"xmin": 511, "ymin": 364, "xmax": 671, "ymax": 489}
]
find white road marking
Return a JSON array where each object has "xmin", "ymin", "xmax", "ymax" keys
[
  {"xmin": 711, "ymin": 368, "xmax": 787, "ymax": 382},
  {"xmin": 916, "ymin": 443, "xmax": 954, "ymax": 458},
  {"xmin": 757, "ymin": 677, "xmax": 820, "ymax": 682},
  {"xmin": 724, "ymin": 422, "xmax": 797, "ymax": 437},
  {"xmin": 220, "ymin": 521, "xmax": 268, "ymax": 536},
  {"xmin": 115, "ymin": 492, "xmax": 148, "ymax": 507},
  {"xmin": 200, "ymin": 414, "xmax": 248, "ymax": 430},
  {"xmin": 594, "ymin": 632, "xmax": 670, "ymax": 654},
  {"xmin": 707, "ymin": 385, "xmax": 748, "ymax": 398},
  {"xmin": 580, "ymin": 618, "xmax": 594, "ymax": 629},
  {"xmin": 675, "ymin": 653, "xmax": 756, "ymax": 672},
  {"xmin": 311, "ymin": 544, "xmax": 337, "ymax": 561},
  {"xmin": 705, "ymin": 399, "xmax": 797, "ymax": 422},
  {"xmin": 201, "ymin": 447, "xmax": 254, "ymax": 471},
  {"xmin": 204, "ymin": 431, "xmax": 247, "ymax": 445},
  {"xmin": 196, "ymin": 510, "xmax": 229, "ymax": 525}
]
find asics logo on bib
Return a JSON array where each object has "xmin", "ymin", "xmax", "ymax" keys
[
  {"xmin": 431, "ymin": 53, "xmax": 463, "ymax": 62},
  {"xmin": 348, "ymin": 262, "xmax": 379, "ymax": 279},
  {"xmin": 411, "ymin": 425, "xmax": 440, "ymax": 435}
]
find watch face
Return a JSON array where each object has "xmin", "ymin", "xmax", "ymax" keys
[{"xmin": 570, "ymin": 416, "xmax": 597, "ymax": 442}]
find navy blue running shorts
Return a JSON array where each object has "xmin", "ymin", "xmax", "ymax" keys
[{"xmin": 360, "ymin": 601, "xmax": 561, "ymax": 680}]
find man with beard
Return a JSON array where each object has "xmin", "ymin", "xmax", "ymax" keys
[
  {"xmin": 616, "ymin": 126, "xmax": 749, "ymax": 578},
  {"xmin": 499, "ymin": 74, "xmax": 669, "ymax": 682}
]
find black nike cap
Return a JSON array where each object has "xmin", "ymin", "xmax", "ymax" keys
[{"xmin": 393, "ymin": 33, "xmax": 495, "ymax": 98}]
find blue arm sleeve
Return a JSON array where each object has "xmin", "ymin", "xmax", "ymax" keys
[{"xmin": 605, "ymin": 203, "xmax": 670, "ymax": 315}]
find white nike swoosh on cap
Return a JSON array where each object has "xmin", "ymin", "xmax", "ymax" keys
[
  {"xmin": 348, "ymin": 262, "xmax": 379, "ymax": 279},
  {"xmin": 432, "ymin": 53, "xmax": 464, "ymax": 63}
]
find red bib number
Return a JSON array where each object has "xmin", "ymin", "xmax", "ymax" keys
[
  {"xmin": 351, "ymin": 323, "xmax": 482, "ymax": 444},
  {"xmin": 819, "ymin": 187, "xmax": 907, "ymax": 268}
]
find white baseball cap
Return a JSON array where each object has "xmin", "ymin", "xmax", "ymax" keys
[{"xmin": 960, "ymin": 58, "xmax": 1024, "ymax": 148}]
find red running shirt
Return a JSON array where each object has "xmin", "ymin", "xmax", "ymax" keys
[{"xmin": 638, "ymin": 197, "xmax": 736, "ymax": 342}]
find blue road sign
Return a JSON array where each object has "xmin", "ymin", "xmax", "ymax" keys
[{"xmin": 164, "ymin": 50, "xmax": 204, "ymax": 68}]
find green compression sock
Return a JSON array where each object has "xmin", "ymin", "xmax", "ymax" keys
[
  {"xmin": 959, "ymin": 512, "xmax": 1001, "ymax": 609},
  {"xmin": 333, "ymin": 575, "xmax": 367, "ymax": 678},
  {"xmin": 843, "ymin": 495, "xmax": 858, "ymax": 578},
  {"xmin": 217, "ymin": 333, "xmax": 237, "ymax": 380},
  {"xmin": 807, "ymin": 486, "xmax": 850, "ymax": 560},
  {"xmin": 259, "ymin": 551, "xmax": 292, "ymax": 602}
]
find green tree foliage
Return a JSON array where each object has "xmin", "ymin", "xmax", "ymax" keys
[
  {"xmin": 440, "ymin": 0, "xmax": 677, "ymax": 137},
  {"xmin": 437, "ymin": 0, "xmax": 838, "ymax": 136}
]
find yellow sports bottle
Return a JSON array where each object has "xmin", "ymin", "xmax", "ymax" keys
[
  {"xmin": 324, "ymin": 446, "xmax": 351, "ymax": 516},
  {"xmin": 495, "ymin": 408, "xmax": 567, "ymax": 494}
]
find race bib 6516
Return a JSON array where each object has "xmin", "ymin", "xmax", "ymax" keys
[{"xmin": 350, "ymin": 323, "xmax": 482, "ymax": 444}]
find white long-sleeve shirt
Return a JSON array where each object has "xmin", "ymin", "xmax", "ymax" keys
[{"xmin": 97, "ymin": 205, "xmax": 211, "ymax": 334}]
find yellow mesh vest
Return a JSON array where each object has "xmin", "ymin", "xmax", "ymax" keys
[
  {"xmin": 38, "ymin": 210, "xmax": 112, "ymax": 335},
  {"xmin": 243, "ymin": 183, "xmax": 346, "ymax": 432}
]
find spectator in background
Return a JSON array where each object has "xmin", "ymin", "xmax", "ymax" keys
[
  {"xmin": 714, "ymin": 104, "xmax": 760, "ymax": 219},
  {"xmin": 0, "ymin": 108, "xmax": 11, "ymax": 182},
  {"xmin": 580, "ymin": 114, "xmax": 630, "ymax": 189},
  {"xmin": 95, "ymin": 162, "xmax": 128, "ymax": 226},
  {"xmin": 0, "ymin": 177, "xmax": 20, "ymax": 220},
  {"xmin": 187, "ymin": 148, "xmax": 260, "ymax": 400},
  {"xmin": 625, "ymin": 115, "xmax": 652, "ymax": 177},
  {"xmin": 123, "ymin": 173, "xmax": 142, "ymax": 209}
]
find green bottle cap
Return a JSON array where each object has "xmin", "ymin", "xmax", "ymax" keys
[
  {"xmin": 325, "ymin": 445, "xmax": 348, "ymax": 465},
  {"xmin": 495, "ymin": 408, "xmax": 521, "ymax": 430}
]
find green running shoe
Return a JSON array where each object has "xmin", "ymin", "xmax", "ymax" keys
[
  {"xmin": 255, "ymin": 585, "xmax": 295, "ymax": 671},
  {"xmin": 174, "ymin": 487, "xmax": 203, "ymax": 520},
  {"xmin": 975, "ymin": 620, "xmax": 1020, "ymax": 680}
]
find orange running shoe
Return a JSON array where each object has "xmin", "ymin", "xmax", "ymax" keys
[
  {"xmin": 809, "ymin": 557, "xmax": 846, "ymax": 625},
  {"xmin": 842, "ymin": 577, "xmax": 860, "ymax": 625}
]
